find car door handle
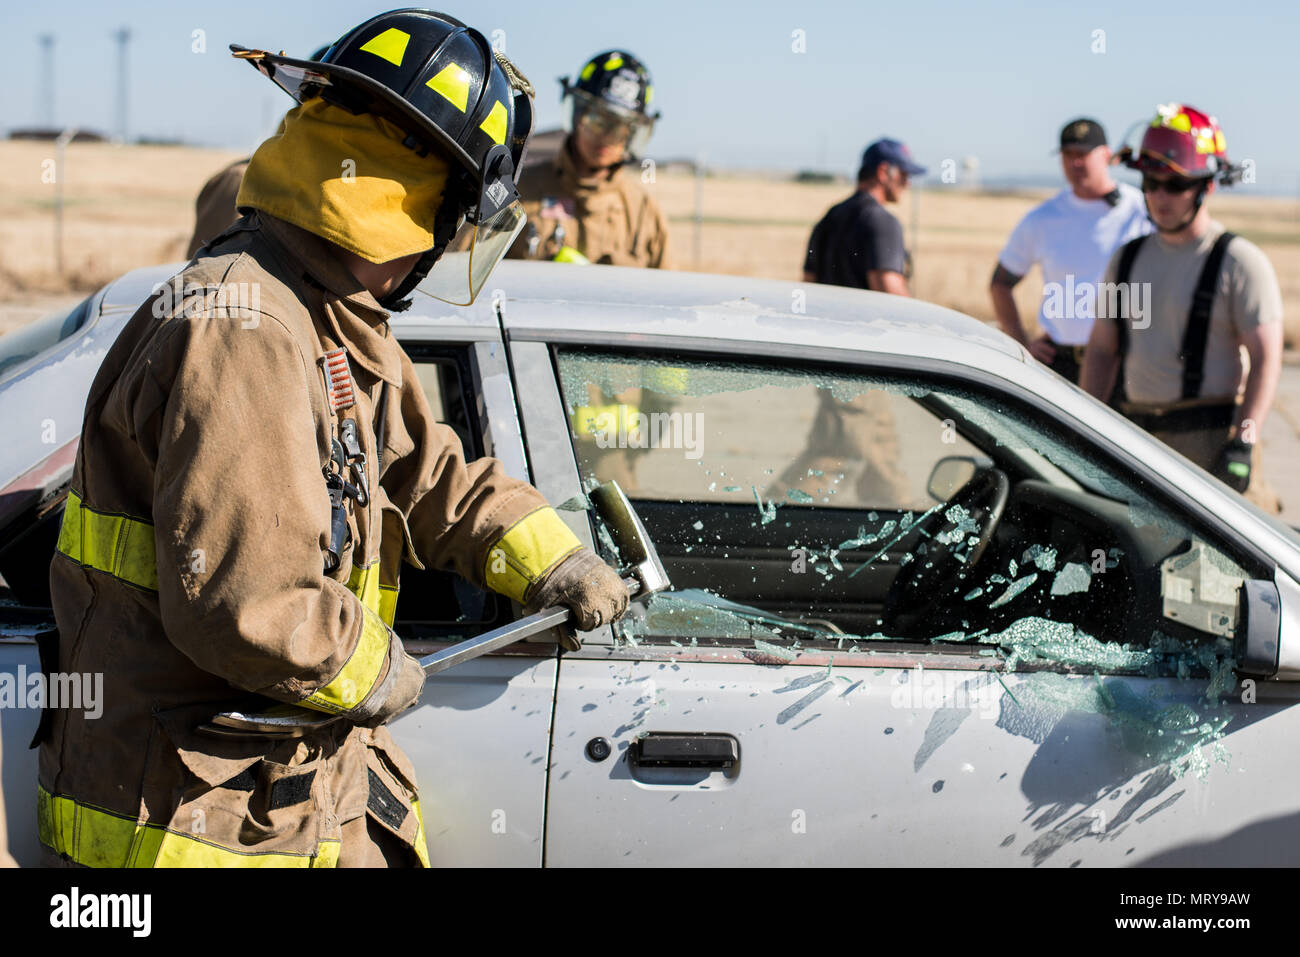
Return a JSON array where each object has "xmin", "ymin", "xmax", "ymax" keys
[{"xmin": 629, "ymin": 733, "xmax": 739, "ymax": 769}]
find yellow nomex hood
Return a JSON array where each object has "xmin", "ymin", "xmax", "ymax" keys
[{"xmin": 237, "ymin": 98, "xmax": 449, "ymax": 264}]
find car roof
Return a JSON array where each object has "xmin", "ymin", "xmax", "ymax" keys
[
  {"xmin": 433, "ymin": 260, "xmax": 1029, "ymax": 367},
  {"xmin": 105, "ymin": 260, "xmax": 1028, "ymax": 367}
]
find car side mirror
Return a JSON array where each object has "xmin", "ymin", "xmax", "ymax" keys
[
  {"xmin": 1236, "ymin": 579, "xmax": 1280, "ymax": 678},
  {"xmin": 927, "ymin": 456, "xmax": 979, "ymax": 502}
]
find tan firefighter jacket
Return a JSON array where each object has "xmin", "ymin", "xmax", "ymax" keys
[
  {"xmin": 506, "ymin": 138, "xmax": 673, "ymax": 268},
  {"xmin": 39, "ymin": 210, "xmax": 584, "ymax": 867}
]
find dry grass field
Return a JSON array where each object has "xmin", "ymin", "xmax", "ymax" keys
[{"xmin": 1, "ymin": 141, "xmax": 1298, "ymax": 346}]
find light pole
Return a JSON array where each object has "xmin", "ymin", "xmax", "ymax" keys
[
  {"xmin": 37, "ymin": 34, "xmax": 55, "ymax": 127},
  {"xmin": 114, "ymin": 28, "xmax": 131, "ymax": 143}
]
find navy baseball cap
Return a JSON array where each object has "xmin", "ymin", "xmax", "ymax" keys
[{"xmin": 861, "ymin": 138, "xmax": 927, "ymax": 177}]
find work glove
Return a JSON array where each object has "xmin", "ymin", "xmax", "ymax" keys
[
  {"xmin": 526, "ymin": 548, "xmax": 629, "ymax": 650},
  {"xmin": 360, "ymin": 650, "xmax": 426, "ymax": 728},
  {"xmin": 1213, "ymin": 438, "xmax": 1253, "ymax": 493},
  {"xmin": 552, "ymin": 246, "xmax": 590, "ymax": 264}
]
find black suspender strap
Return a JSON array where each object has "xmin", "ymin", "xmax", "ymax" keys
[
  {"xmin": 1179, "ymin": 231, "xmax": 1236, "ymax": 400},
  {"xmin": 1112, "ymin": 234, "xmax": 1147, "ymax": 363},
  {"xmin": 1109, "ymin": 234, "xmax": 1147, "ymax": 406},
  {"xmin": 373, "ymin": 382, "xmax": 389, "ymax": 478}
]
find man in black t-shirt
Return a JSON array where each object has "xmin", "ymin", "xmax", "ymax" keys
[
  {"xmin": 803, "ymin": 138, "xmax": 924, "ymax": 295},
  {"xmin": 778, "ymin": 140, "xmax": 927, "ymax": 511}
]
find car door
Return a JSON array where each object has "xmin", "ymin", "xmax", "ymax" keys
[
  {"xmin": 510, "ymin": 337, "xmax": 1300, "ymax": 866},
  {"xmin": 385, "ymin": 324, "xmax": 561, "ymax": 867}
]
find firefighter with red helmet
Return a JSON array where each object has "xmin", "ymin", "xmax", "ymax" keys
[
  {"xmin": 507, "ymin": 50, "xmax": 672, "ymax": 267},
  {"xmin": 1080, "ymin": 103, "xmax": 1284, "ymax": 511}
]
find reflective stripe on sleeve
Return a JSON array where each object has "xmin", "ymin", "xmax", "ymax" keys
[
  {"xmin": 483, "ymin": 505, "xmax": 584, "ymax": 604},
  {"xmin": 345, "ymin": 561, "xmax": 400, "ymax": 628},
  {"xmin": 299, "ymin": 603, "xmax": 391, "ymax": 715},
  {"xmin": 55, "ymin": 490, "xmax": 159, "ymax": 592}
]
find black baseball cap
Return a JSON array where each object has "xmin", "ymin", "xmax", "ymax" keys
[
  {"xmin": 1059, "ymin": 118, "xmax": 1107, "ymax": 152},
  {"xmin": 860, "ymin": 138, "xmax": 927, "ymax": 177}
]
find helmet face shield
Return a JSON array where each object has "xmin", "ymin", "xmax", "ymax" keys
[
  {"xmin": 568, "ymin": 95, "xmax": 655, "ymax": 162},
  {"xmin": 570, "ymin": 93, "xmax": 655, "ymax": 158},
  {"xmin": 250, "ymin": 57, "xmax": 332, "ymax": 102},
  {"xmin": 421, "ymin": 144, "xmax": 526, "ymax": 305},
  {"xmin": 420, "ymin": 202, "xmax": 526, "ymax": 306}
]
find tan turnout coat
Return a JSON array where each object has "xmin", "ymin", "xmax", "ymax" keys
[
  {"xmin": 40, "ymin": 211, "xmax": 557, "ymax": 867},
  {"xmin": 507, "ymin": 139, "xmax": 672, "ymax": 268}
]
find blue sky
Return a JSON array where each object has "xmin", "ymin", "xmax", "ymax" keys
[{"xmin": 5, "ymin": 0, "xmax": 1299, "ymax": 192}]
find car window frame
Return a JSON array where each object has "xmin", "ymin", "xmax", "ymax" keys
[{"xmin": 390, "ymin": 339, "xmax": 541, "ymax": 646}]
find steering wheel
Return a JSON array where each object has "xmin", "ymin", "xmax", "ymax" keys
[{"xmin": 883, "ymin": 467, "xmax": 1010, "ymax": 631}]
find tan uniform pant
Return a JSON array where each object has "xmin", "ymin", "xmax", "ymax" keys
[
  {"xmin": 1148, "ymin": 426, "xmax": 1281, "ymax": 514},
  {"xmin": 774, "ymin": 390, "xmax": 911, "ymax": 507}
]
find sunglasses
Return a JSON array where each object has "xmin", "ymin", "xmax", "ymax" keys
[{"xmin": 1142, "ymin": 174, "xmax": 1201, "ymax": 194}]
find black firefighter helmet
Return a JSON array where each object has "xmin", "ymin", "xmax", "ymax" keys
[
  {"xmin": 232, "ymin": 8, "xmax": 535, "ymax": 306},
  {"xmin": 560, "ymin": 50, "xmax": 659, "ymax": 160}
]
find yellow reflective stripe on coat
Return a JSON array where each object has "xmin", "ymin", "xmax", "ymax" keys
[
  {"xmin": 411, "ymin": 798, "xmax": 431, "ymax": 867},
  {"xmin": 55, "ymin": 490, "xmax": 159, "ymax": 592},
  {"xmin": 346, "ymin": 561, "xmax": 399, "ymax": 628},
  {"xmin": 38, "ymin": 786, "xmax": 340, "ymax": 868},
  {"xmin": 300, "ymin": 603, "xmax": 391, "ymax": 715},
  {"xmin": 484, "ymin": 506, "xmax": 584, "ymax": 603},
  {"xmin": 574, "ymin": 403, "xmax": 641, "ymax": 441}
]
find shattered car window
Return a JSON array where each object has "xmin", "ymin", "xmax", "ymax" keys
[
  {"xmin": 555, "ymin": 351, "xmax": 1258, "ymax": 677},
  {"xmin": 558, "ymin": 352, "xmax": 981, "ymax": 510}
]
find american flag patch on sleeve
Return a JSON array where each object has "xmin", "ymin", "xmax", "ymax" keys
[{"xmin": 319, "ymin": 348, "xmax": 355, "ymax": 414}]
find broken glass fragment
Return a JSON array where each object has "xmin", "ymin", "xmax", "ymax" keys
[
  {"xmin": 987, "ymin": 573, "xmax": 1038, "ymax": 609},
  {"xmin": 1022, "ymin": 544, "xmax": 1057, "ymax": 571},
  {"xmin": 1050, "ymin": 562, "xmax": 1092, "ymax": 596}
]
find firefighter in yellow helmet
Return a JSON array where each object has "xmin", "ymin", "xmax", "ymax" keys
[
  {"xmin": 38, "ymin": 9, "xmax": 627, "ymax": 868},
  {"xmin": 507, "ymin": 50, "xmax": 671, "ymax": 268},
  {"xmin": 519, "ymin": 52, "xmax": 675, "ymax": 489}
]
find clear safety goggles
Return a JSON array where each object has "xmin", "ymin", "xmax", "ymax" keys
[{"xmin": 567, "ymin": 91, "xmax": 655, "ymax": 158}]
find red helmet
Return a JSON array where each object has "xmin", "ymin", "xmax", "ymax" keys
[{"xmin": 1118, "ymin": 103, "xmax": 1239, "ymax": 182}]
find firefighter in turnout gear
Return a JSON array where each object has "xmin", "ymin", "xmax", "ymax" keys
[
  {"xmin": 38, "ymin": 9, "xmax": 628, "ymax": 869},
  {"xmin": 1080, "ymin": 103, "xmax": 1284, "ymax": 512},
  {"xmin": 525, "ymin": 51, "xmax": 674, "ymax": 490},
  {"xmin": 507, "ymin": 50, "xmax": 672, "ymax": 268}
]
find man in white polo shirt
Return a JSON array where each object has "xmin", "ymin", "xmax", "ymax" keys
[{"xmin": 989, "ymin": 118, "xmax": 1150, "ymax": 383}]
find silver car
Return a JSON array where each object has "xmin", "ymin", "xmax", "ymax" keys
[{"xmin": 2, "ymin": 260, "xmax": 1298, "ymax": 867}]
